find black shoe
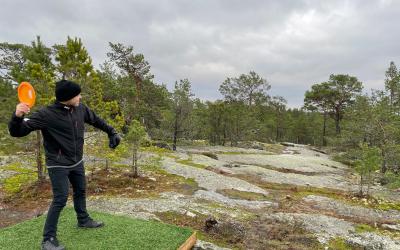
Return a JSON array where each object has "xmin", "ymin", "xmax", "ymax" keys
[
  {"xmin": 41, "ymin": 237, "xmax": 65, "ymax": 250},
  {"xmin": 78, "ymin": 219, "xmax": 104, "ymax": 228}
]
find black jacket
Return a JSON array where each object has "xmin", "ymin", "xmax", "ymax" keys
[{"xmin": 8, "ymin": 101, "xmax": 116, "ymax": 167}]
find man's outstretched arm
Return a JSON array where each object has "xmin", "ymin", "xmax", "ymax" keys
[
  {"xmin": 8, "ymin": 103, "xmax": 46, "ymax": 137},
  {"xmin": 83, "ymin": 104, "xmax": 121, "ymax": 148}
]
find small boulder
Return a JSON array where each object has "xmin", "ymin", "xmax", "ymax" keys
[
  {"xmin": 185, "ymin": 211, "xmax": 197, "ymax": 218},
  {"xmin": 381, "ymin": 224, "xmax": 400, "ymax": 231}
]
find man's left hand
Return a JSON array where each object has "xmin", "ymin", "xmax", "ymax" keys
[{"xmin": 109, "ymin": 133, "xmax": 121, "ymax": 149}]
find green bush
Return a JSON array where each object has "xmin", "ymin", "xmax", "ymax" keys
[
  {"xmin": 382, "ymin": 171, "xmax": 400, "ymax": 189},
  {"xmin": 332, "ymin": 149, "xmax": 360, "ymax": 167}
]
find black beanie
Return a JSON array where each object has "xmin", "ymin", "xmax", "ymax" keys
[{"xmin": 55, "ymin": 80, "xmax": 81, "ymax": 102}]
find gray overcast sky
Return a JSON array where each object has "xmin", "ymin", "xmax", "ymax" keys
[{"xmin": 1, "ymin": 0, "xmax": 399, "ymax": 107}]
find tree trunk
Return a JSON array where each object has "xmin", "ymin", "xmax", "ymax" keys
[
  {"xmin": 235, "ymin": 119, "xmax": 239, "ymax": 146},
  {"xmin": 334, "ymin": 110, "xmax": 341, "ymax": 134},
  {"xmin": 322, "ymin": 112, "xmax": 327, "ymax": 146},
  {"xmin": 276, "ymin": 112, "xmax": 282, "ymax": 141},
  {"xmin": 173, "ymin": 113, "xmax": 178, "ymax": 151},
  {"xmin": 249, "ymin": 93, "xmax": 253, "ymax": 106},
  {"xmin": 367, "ymin": 171, "xmax": 371, "ymax": 196},
  {"xmin": 132, "ymin": 147, "xmax": 139, "ymax": 178},
  {"xmin": 133, "ymin": 75, "xmax": 142, "ymax": 113},
  {"xmin": 390, "ymin": 91, "xmax": 394, "ymax": 108},
  {"xmin": 276, "ymin": 122, "xmax": 282, "ymax": 141},
  {"xmin": 381, "ymin": 150, "xmax": 387, "ymax": 173},
  {"xmin": 222, "ymin": 123, "xmax": 226, "ymax": 146},
  {"xmin": 36, "ymin": 131, "xmax": 45, "ymax": 181}
]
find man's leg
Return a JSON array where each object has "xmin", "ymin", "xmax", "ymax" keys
[
  {"xmin": 43, "ymin": 167, "xmax": 69, "ymax": 241},
  {"xmin": 68, "ymin": 162, "xmax": 90, "ymax": 224}
]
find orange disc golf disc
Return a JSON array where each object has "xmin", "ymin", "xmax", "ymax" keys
[{"xmin": 17, "ymin": 82, "xmax": 36, "ymax": 108}]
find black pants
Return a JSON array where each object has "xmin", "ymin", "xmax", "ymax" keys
[{"xmin": 43, "ymin": 162, "xmax": 90, "ymax": 240}]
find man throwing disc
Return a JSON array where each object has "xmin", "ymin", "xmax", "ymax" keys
[{"xmin": 8, "ymin": 80, "xmax": 121, "ymax": 250}]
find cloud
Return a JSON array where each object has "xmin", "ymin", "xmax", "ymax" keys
[{"xmin": 1, "ymin": 0, "xmax": 400, "ymax": 107}]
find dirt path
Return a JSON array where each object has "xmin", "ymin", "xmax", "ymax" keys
[{"xmin": 0, "ymin": 182, "xmax": 51, "ymax": 229}]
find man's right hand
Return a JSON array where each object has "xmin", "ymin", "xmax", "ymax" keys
[{"xmin": 15, "ymin": 103, "xmax": 30, "ymax": 118}]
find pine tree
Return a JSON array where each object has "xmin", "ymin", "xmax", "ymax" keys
[{"xmin": 384, "ymin": 61, "xmax": 400, "ymax": 110}]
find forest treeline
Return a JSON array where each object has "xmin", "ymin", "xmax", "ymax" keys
[{"xmin": 1, "ymin": 36, "xmax": 400, "ymax": 189}]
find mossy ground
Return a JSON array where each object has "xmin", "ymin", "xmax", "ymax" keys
[
  {"xmin": 327, "ymin": 237, "xmax": 361, "ymax": 250},
  {"xmin": 1, "ymin": 162, "xmax": 37, "ymax": 194},
  {"xmin": 216, "ymin": 188, "xmax": 270, "ymax": 201}
]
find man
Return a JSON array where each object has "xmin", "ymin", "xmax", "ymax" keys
[{"xmin": 8, "ymin": 80, "xmax": 121, "ymax": 250}]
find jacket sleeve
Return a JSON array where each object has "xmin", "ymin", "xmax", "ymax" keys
[
  {"xmin": 8, "ymin": 110, "xmax": 46, "ymax": 137},
  {"xmin": 83, "ymin": 104, "xmax": 117, "ymax": 136}
]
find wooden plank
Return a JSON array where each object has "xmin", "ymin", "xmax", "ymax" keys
[{"xmin": 178, "ymin": 231, "xmax": 197, "ymax": 250}]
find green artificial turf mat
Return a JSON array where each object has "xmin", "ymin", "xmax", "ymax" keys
[{"xmin": 0, "ymin": 207, "xmax": 193, "ymax": 250}]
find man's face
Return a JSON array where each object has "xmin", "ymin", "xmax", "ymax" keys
[{"xmin": 66, "ymin": 94, "xmax": 82, "ymax": 107}]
